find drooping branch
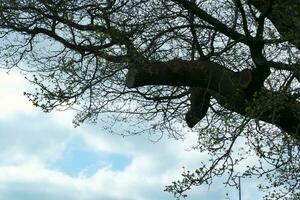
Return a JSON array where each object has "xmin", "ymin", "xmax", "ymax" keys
[
  {"xmin": 0, "ymin": 3, "xmax": 143, "ymax": 63},
  {"xmin": 185, "ymin": 87, "xmax": 211, "ymax": 128},
  {"xmin": 126, "ymin": 59, "xmax": 300, "ymax": 139}
]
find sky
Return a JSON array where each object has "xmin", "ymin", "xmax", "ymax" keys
[{"xmin": 0, "ymin": 70, "xmax": 265, "ymax": 200}]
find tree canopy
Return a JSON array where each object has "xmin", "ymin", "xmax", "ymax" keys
[{"xmin": 0, "ymin": 0, "xmax": 300, "ymax": 199}]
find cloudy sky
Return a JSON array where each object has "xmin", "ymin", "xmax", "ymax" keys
[{"xmin": 0, "ymin": 70, "xmax": 265, "ymax": 200}]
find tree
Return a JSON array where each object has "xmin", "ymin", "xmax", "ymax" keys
[{"xmin": 0, "ymin": 0, "xmax": 299, "ymax": 199}]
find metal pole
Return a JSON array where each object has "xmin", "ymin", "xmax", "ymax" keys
[{"xmin": 238, "ymin": 176, "xmax": 241, "ymax": 200}]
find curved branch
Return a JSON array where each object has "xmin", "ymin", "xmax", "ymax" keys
[
  {"xmin": 249, "ymin": 0, "xmax": 300, "ymax": 49},
  {"xmin": 173, "ymin": 0, "xmax": 251, "ymax": 44}
]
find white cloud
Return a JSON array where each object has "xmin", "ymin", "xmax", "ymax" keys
[
  {"xmin": 0, "ymin": 152, "xmax": 264, "ymax": 200},
  {"xmin": 0, "ymin": 160, "xmax": 172, "ymax": 200},
  {"xmin": 0, "ymin": 71, "xmax": 34, "ymax": 120}
]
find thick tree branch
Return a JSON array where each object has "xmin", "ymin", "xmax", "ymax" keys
[
  {"xmin": 126, "ymin": 59, "xmax": 300, "ymax": 139},
  {"xmin": 126, "ymin": 59, "xmax": 245, "ymax": 106}
]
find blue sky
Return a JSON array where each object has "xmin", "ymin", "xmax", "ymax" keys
[{"xmin": 0, "ymin": 70, "xmax": 265, "ymax": 200}]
